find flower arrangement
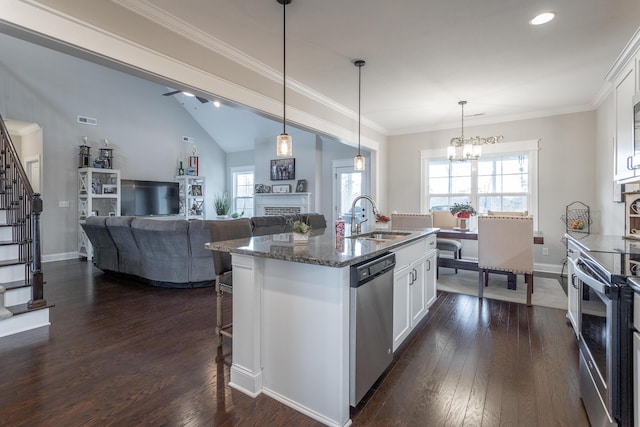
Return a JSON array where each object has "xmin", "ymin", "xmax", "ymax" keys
[
  {"xmin": 291, "ymin": 220, "xmax": 311, "ymax": 234},
  {"xmin": 449, "ymin": 202, "xmax": 476, "ymax": 218}
]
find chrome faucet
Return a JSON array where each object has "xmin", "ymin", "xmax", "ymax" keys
[{"xmin": 350, "ymin": 195, "xmax": 380, "ymax": 235}]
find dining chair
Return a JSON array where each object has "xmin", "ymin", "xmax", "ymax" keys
[
  {"xmin": 487, "ymin": 210, "xmax": 529, "ymax": 216},
  {"xmin": 210, "ymin": 218, "xmax": 253, "ymax": 348},
  {"xmin": 390, "ymin": 213, "xmax": 433, "ymax": 229},
  {"xmin": 477, "ymin": 215, "xmax": 534, "ymax": 306},
  {"xmin": 431, "ymin": 210, "xmax": 462, "ymax": 277}
]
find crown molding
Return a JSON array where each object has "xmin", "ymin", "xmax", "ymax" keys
[
  {"xmin": 604, "ymin": 26, "xmax": 640, "ymax": 83},
  {"xmin": 390, "ymin": 104, "xmax": 596, "ymax": 137}
]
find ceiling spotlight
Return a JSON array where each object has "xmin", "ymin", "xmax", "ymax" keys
[
  {"xmin": 182, "ymin": 92, "xmax": 195, "ymax": 97},
  {"xmin": 529, "ymin": 12, "xmax": 556, "ymax": 26}
]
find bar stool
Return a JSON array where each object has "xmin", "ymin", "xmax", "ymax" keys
[{"xmin": 210, "ymin": 218, "xmax": 252, "ymax": 348}]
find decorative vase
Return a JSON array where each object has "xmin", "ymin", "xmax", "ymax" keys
[
  {"xmin": 458, "ymin": 217, "xmax": 469, "ymax": 230},
  {"xmin": 375, "ymin": 222, "xmax": 390, "ymax": 230},
  {"xmin": 293, "ymin": 232, "xmax": 309, "ymax": 244}
]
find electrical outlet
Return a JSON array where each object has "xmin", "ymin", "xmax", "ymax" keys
[
  {"xmin": 542, "ymin": 247, "xmax": 549, "ymax": 256},
  {"xmin": 59, "ymin": 201, "xmax": 70, "ymax": 208}
]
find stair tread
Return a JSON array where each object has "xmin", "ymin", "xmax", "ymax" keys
[
  {"xmin": 0, "ymin": 240, "xmax": 22, "ymax": 246},
  {"xmin": 0, "ymin": 259, "xmax": 26, "ymax": 267},
  {"xmin": 6, "ymin": 302, "xmax": 54, "ymax": 316},
  {"xmin": 1, "ymin": 280, "xmax": 30, "ymax": 290}
]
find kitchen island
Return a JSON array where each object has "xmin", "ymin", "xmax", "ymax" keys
[{"xmin": 206, "ymin": 226, "xmax": 439, "ymax": 427}]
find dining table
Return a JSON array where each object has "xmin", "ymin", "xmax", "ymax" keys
[{"xmin": 436, "ymin": 228, "xmax": 544, "ymax": 289}]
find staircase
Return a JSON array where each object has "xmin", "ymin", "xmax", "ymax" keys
[{"xmin": 0, "ymin": 115, "xmax": 48, "ymax": 338}]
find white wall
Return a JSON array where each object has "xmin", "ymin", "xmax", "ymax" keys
[{"xmin": 387, "ymin": 111, "xmax": 599, "ymax": 270}]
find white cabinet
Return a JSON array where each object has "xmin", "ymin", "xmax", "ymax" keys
[
  {"xmin": 391, "ymin": 234, "xmax": 438, "ymax": 352},
  {"xmin": 611, "ymin": 46, "xmax": 640, "ymax": 182},
  {"xmin": 566, "ymin": 239, "xmax": 580, "ymax": 337},
  {"xmin": 176, "ymin": 176, "xmax": 205, "ymax": 220},
  {"xmin": 78, "ymin": 167, "xmax": 120, "ymax": 259}
]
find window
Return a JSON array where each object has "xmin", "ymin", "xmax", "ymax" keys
[
  {"xmin": 421, "ymin": 140, "xmax": 539, "ymax": 221},
  {"xmin": 232, "ymin": 167, "xmax": 254, "ymax": 217}
]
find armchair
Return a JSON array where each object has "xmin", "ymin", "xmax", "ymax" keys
[{"xmin": 478, "ymin": 215, "xmax": 534, "ymax": 306}]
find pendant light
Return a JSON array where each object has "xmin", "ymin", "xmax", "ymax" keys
[
  {"xmin": 354, "ymin": 59, "xmax": 366, "ymax": 171},
  {"xmin": 276, "ymin": 0, "xmax": 293, "ymax": 157}
]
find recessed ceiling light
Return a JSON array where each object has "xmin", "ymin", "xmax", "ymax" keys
[
  {"xmin": 213, "ymin": 100, "xmax": 221, "ymax": 108},
  {"xmin": 182, "ymin": 92, "xmax": 195, "ymax": 97},
  {"xmin": 529, "ymin": 12, "xmax": 556, "ymax": 25}
]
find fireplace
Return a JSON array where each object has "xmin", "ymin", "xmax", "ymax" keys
[{"xmin": 254, "ymin": 193, "xmax": 311, "ymax": 216}]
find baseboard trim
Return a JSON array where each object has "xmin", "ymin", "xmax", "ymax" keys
[{"xmin": 43, "ymin": 252, "xmax": 82, "ymax": 263}]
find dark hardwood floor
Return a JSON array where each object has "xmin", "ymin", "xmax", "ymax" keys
[{"xmin": 0, "ymin": 259, "xmax": 588, "ymax": 426}]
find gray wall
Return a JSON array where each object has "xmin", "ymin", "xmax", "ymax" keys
[{"xmin": 0, "ymin": 33, "xmax": 226, "ymax": 259}]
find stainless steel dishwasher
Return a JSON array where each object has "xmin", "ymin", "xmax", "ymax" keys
[{"xmin": 350, "ymin": 251, "xmax": 395, "ymax": 406}]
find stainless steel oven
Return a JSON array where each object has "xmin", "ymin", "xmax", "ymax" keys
[{"xmin": 575, "ymin": 253, "xmax": 622, "ymax": 426}]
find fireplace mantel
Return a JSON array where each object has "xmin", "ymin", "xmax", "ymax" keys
[{"xmin": 254, "ymin": 192, "xmax": 311, "ymax": 216}]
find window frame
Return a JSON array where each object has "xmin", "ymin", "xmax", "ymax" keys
[
  {"xmin": 231, "ymin": 166, "xmax": 255, "ymax": 217},
  {"xmin": 420, "ymin": 139, "xmax": 539, "ymax": 229}
]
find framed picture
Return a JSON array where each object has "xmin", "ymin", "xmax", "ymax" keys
[
  {"xmin": 102, "ymin": 184, "xmax": 117, "ymax": 194},
  {"xmin": 272, "ymin": 184, "xmax": 291, "ymax": 193},
  {"xmin": 191, "ymin": 184, "xmax": 203, "ymax": 196},
  {"xmin": 254, "ymin": 184, "xmax": 264, "ymax": 194},
  {"xmin": 296, "ymin": 179, "xmax": 308, "ymax": 193},
  {"xmin": 270, "ymin": 158, "xmax": 295, "ymax": 180}
]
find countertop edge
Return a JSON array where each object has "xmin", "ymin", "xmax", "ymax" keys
[{"xmin": 207, "ymin": 228, "xmax": 439, "ymax": 268}]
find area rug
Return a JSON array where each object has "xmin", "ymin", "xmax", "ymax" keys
[{"xmin": 437, "ymin": 270, "xmax": 567, "ymax": 310}]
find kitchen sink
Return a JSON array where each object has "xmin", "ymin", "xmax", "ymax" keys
[{"xmin": 347, "ymin": 231, "xmax": 411, "ymax": 241}]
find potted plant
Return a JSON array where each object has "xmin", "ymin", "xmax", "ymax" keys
[
  {"xmin": 214, "ymin": 192, "xmax": 231, "ymax": 218},
  {"xmin": 449, "ymin": 202, "xmax": 476, "ymax": 230},
  {"xmin": 291, "ymin": 220, "xmax": 311, "ymax": 243}
]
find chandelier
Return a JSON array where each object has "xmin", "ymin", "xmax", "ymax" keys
[{"xmin": 447, "ymin": 101, "xmax": 503, "ymax": 161}]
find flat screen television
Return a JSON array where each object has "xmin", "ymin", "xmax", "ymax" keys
[{"xmin": 121, "ymin": 179, "xmax": 180, "ymax": 216}]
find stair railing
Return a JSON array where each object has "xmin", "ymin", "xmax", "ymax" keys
[{"xmin": 0, "ymin": 115, "xmax": 45, "ymax": 309}]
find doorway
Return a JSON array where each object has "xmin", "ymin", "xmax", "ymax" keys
[{"xmin": 332, "ymin": 159, "xmax": 370, "ymax": 225}]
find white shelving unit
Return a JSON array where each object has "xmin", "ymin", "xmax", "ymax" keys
[
  {"xmin": 78, "ymin": 167, "xmax": 121, "ymax": 259},
  {"xmin": 176, "ymin": 175, "xmax": 205, "ymax": 220}
]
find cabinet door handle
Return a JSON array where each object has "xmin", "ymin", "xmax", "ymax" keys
[{"xmin": 426, "ymin": 259, "xmax": 431, "ymax": 271}]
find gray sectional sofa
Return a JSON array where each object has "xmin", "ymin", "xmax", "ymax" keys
[{"xmin": 81, "ymin": 213, "xmax": 326, "ymax": 288}]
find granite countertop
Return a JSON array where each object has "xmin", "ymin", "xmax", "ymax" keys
[
  {"xmin": 206, "ymin": 227, "xmax": 440, "ymax": 268},
  {"xmin": 565, "ymin": 232, "xmax": 640, "ymax": 255},
  {"xmin": 565, "ymin": 232, "xmax": 640, "ymax": 279}
]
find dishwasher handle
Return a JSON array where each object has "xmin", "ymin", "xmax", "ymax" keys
[{"xmin": 350, "ymin": 252, "xmax": 396, "ymax": 287}]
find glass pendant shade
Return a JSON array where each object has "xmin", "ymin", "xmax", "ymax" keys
[
  {"xmin": 463, "ymin": 142, "xmax": 473, "ymax": 159},
  {"xmin": 472, "ymin": 144, "xmax": 482, "ymax": 159},
  {"xmin": 447, "ymin": 145, "xmax": 456, "ymax": 160},
  {"xmin": 354, "ymin": 154, "xmax": 365, "ymax": 171},
  {"xmin": 276, "ymin": 133, "xmax": 292, "ymax": 157}
]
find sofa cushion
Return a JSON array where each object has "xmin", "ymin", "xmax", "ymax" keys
[
  {"xmin": 105, "ymin": 216, "xmax": 140, "ymax": 276},
  {"xmin": 82, "ymin": 216, "xmax": 118, "ymax": 272},
  {"xmin": 131, "ymin": 218, "xmax": 191, "ymax": 285},
  {"xmin": 251, "ymin": 215, "xmax": 288, "ymax": 236},
  {"xmin": 188, "ymin": 220, "xmax": 216, "ymax": 285}
]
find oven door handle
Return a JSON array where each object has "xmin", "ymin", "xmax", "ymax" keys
[{"xmin": 574, "ymin": 258, "xmax": 608, "ymax": 294}]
